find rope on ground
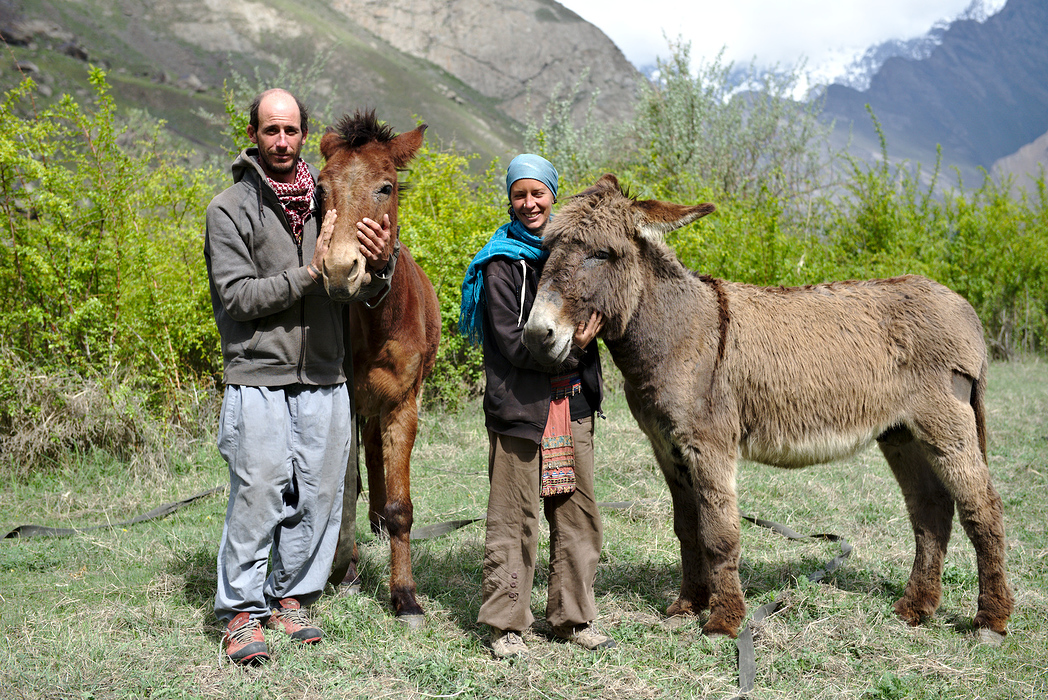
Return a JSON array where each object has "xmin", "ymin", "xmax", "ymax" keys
[
  {"xmin": 1, "ymin": 486, "xmax": 226, "ymax": 539},
  {"xmin": 731, "ymin": 511, "xmax": 854, "ymax": 698}
]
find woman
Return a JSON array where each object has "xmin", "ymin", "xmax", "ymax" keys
[{"xmin": 460, "ymin": 154, "xmax": 613, "ymax": 659}]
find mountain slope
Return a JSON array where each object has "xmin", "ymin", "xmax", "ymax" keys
[
  {"xmin": 821, "ymin": 0, "xmax": 1048, "ymax": 182},
  {"xmin": 0, "ymin": 0, "xmax": 639, "ymax": 164},
  {"xmin": 328, "ymin": 0, "xmax": 641, "ymax": 124}
]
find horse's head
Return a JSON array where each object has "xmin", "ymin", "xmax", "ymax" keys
[
  {"xmin": 523, "ymin": 174, "xmax": 715, "ymax": 365},
  {"xmin": 317, "ymin": 110, "xmax": 426, "ymax": 301}
]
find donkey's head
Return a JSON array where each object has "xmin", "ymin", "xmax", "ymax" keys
[
  {"xmin": 523, "ymin": 174, "xmax": 715, "ymax": 365},
  {"xmin": 317, "ymin": 110, "xmax": 426, "ymax": 301}
]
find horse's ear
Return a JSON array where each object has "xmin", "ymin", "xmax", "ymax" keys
[
  {"xmin": 631, "ymin": 199, "xmax": 716, "ymax": 242},
  {"xmin": 319, "ymin": 129, "xmax": 341, "ymax": 161},
  {"xmin": 390, "ymin": 124, "xmax": 428, "ymax": 168}
]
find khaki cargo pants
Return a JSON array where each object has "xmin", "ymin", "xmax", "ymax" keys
[{"xmin": 477, "ymin": 415, "xmax": 603, "ymax": 632}]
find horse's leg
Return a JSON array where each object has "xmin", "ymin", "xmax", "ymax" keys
[
  {"xmin": 380, "ymin": 394, "xmax": 424, "ymax": 621},
  {"xmin": 362, "ymin": 416, "xmax": 387, "ymax": 536},
  {"xmin": 912, "ymin": 393, "xmax": 1013, "ymax": 636},
  {"xmin": 877, "ymin": 426, "xmax": 953, "ymax": 625},
  {"xmin": 329, "ymin": 412, "xmax": 361, "ymax": 590},
  {"xmin": 687, "ymin": 442, "xmax": 744, "ymax": 638}
]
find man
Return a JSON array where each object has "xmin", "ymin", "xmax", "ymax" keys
[{"xmin": 204, "ymin": 88, "xmax": 397, "ymax": 665}]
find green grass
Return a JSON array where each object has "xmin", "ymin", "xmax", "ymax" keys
[{"xmin": 2, "ymin": 360, "xmax": 1046, "ymax": 699}]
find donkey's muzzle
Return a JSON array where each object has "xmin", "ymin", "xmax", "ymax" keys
[{"xmin": 523, "ymin": 288, "xmax": 574, "ymax": 366}]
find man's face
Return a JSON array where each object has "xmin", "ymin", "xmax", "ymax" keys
[{"xmin": 248, "ymin": 92, "xmax": 306, "ymax": 182}]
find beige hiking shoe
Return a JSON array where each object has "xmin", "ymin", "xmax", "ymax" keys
[
  {"xmin": 552, "ymin": 622, "xmax": 616, "ymax": 651},
  {"xmin": 490, "ymin": 629, "xmax": 528, "ymax": 659}
]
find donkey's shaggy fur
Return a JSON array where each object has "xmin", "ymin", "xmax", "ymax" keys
[{"xmin": 523, "ymin": 174, "xmax": 1013, "ymax": 639}]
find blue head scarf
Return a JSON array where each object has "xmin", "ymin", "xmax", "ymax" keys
[
  {"xmin": 505, "ymin": 153, "xmax": 558, "ymax": 201},
  {"xmin": 459, "ymin": 154, "xmax": 559, "ymax": 346}
]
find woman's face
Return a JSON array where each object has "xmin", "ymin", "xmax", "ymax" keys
[{"xmin": 509, "ymin": 178, "xmax": 554, "ymax": 233}]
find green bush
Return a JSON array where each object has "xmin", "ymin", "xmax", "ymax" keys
[
  {"xmin": 0, "ymin": 71, "xmax": 218, "ymax": 392},
  {"xmin": 398, "ymin": 146, "xmax": 505, "ymax": 405},
  {"xmin": 3, "ymin": 47, "xmax": 1048, "ymax": 476}
]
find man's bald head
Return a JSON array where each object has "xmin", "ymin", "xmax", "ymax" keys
[{"xmin": 249, "ymin": 89, "xmax": 309, "ymax": 134}]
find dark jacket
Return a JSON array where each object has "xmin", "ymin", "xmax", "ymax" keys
[
  {"xmin": 204, "ymin": 148, "xmax": 396, "ymax": 387},
  {"xmin": 482, "ymin": 257, "xmax": 602, "ymax": 443}
]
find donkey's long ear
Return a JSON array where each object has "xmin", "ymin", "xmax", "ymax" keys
[
  {"xmin": 631, "ymin": 199, "xmax": 715, "ymax": 243},
  {"xmin": 390, "ymin": 124, "xmax": 428, "ymax": 168}
]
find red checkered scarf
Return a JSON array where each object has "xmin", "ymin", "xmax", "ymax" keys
[{"xmin": 264, "ymin": 159, "xmax": 315, "ymax": 243}]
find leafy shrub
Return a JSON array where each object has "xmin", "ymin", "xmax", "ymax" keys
[
  {"xmin": 3, "ymin": 43, "xmax": 1048, "ymax": 477},
  {"xmin": 398, "ymin": 146, "xmax": 505, "ymax": 405},
  {"xmin": 0, "ymin": 71, "xmax": 218, "ymax": 392}
]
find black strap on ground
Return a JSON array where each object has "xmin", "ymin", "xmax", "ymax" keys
[
  {"xmin": 409, "ymin": 499, "xmax": 661, "ymax": 540},
  {"xmin": 731, "ymin": 511, "xmax": 853, "ymax": 698},
  {"xmin": 2, "ymin": 486, "xmax": 226, "ymax": 539}
]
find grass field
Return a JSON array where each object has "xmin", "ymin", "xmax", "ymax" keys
[{"xmin": 1, "ymin": 359, "xmax": 1045, "ymax": 699}]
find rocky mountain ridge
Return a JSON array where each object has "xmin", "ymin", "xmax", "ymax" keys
[
  {"xmin": 830, "ymin": 0, "xmax": 1006, "ymax": 91},
  {"xmin": 821, "ymin": 0, "xmax": 1048, "ymax": 185},
  {"xmin": 0, "ymin": 0, "xmax": 641, "ymax": 164}
]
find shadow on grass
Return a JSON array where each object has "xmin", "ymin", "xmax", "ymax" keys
[{"xmin": 168, "ymin": 545, "xmax": 223, "ymax": 639}]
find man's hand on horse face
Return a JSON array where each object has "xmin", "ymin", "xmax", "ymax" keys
[
  {"xmin": 357, "ymin": 214, "xmax": 392, "ymax": 271},
  {"xmin": 309, "ymin": 209, "xmax": 337, "ymax": 281}
]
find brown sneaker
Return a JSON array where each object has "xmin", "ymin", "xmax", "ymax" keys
[
  {"xmin": 266, "ymin": 598, "xmax": 323, "ymax": 644},
  {"xmin": 490, "ymin": 629, "xmax": 528, "ymax": 659},
  {"xmin": 223, "ymin": 612, "xmax": 270, "ymax": 665},
  {"xmin": 552, "ymin": 622, "xmax": 616, "ymax": 651}
]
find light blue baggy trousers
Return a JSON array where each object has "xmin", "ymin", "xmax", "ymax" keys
[{"xmin": 214, "ymin": 383, "xmax": 351, "ymax": 622}]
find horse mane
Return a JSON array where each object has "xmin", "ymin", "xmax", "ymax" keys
[{"xmin": 331, "ymin": 109, "xmax": 397, "ymax": 148}]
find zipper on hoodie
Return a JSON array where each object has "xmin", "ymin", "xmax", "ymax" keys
[{"xmin": 296, "ymin": 241, "xmax": 306, "ymax": 382}]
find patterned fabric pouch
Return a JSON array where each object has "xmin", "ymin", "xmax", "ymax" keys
[{"xmin": 540, "ymin": 373, "xmax": 582, "ymax": 497}]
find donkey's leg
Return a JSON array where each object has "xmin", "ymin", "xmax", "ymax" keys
[
  {"xmin": 658, "ymin": 445, "xmax": 711, "ymax": 618},
  {"xmin": 688, "ymin": 443, "xmax": 744, "ymax": 638},
  {"xmin": 914, "ymin": 397, "xmax": 1013, "ymax": 635},
  {"xmin": 380, "ymin": 396, "xmax": 423, "ymax": 621},
  {"xmin": 877, "ymin": 427, "xmax": 954, "ymax": 625}
]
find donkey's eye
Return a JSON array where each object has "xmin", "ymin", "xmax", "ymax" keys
[{"xmin": 593, "ymin": 250, "xmax": 611, "ymax": 260}]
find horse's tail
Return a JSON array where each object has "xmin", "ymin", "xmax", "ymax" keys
[{"xmin": 973, "ymin": 357, "xmax": 989, "ymax": 465}]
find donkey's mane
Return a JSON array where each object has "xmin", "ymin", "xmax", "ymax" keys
[
  {"xmin": 332, "ymin": 109, "xmax": 397, "ymax": 148},
  {"xmin": 569, "ymin": 174, "xmax": 635, "ymax": 203}
]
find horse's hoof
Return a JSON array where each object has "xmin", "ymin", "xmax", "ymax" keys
[
  {"xmin": 337, "ymin": 581, "xmax": 362, "ymax": 597},
  {"xmin": 977, "ymin": 627, "xmax": 1005, "ymax": 646},
  {"xmin": 396, "ymin": 614, "xmax": 425, "ymax": 631}
]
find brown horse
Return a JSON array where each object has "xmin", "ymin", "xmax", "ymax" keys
[
  {"xmin": 316, "ymin": 110, "xmax": 440, "ymax": 627},
  {"xmin": 522, "ymin": 174, "xmax": 1012, "ymax": 641}
]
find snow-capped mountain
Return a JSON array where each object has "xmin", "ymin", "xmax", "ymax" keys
[{"xmin": 830, "ymin": 0, "xmax": 1008, "ymax": 91}]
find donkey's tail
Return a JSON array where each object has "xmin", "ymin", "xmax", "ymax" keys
[{"xmin": 972, "ymin": 357, "xmax": 989, "ymax": 464}]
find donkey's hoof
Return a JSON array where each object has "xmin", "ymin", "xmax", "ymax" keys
[
  {"xmin": 396, "ymin": 614, "xmax": 425, "ymax": 631},
  {"xmin": 660, "ymin": 615, "xmax": 692, "ymax": 631},
  {"xmin": 977, "ymin": 627, "xmax": 1005, "ymax": 646}
]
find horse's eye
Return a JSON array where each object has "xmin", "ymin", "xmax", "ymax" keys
[{"xmin": 378, "ymin": 184, "xmax": 394, "ymax": 197}]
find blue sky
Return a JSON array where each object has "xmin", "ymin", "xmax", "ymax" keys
[{"xmin": 558, "ymin": 0, "xmax": 1007, "ymax": 81}]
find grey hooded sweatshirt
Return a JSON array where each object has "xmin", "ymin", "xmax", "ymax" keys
[{"xmin": 204, "ymin": 148, "xmax": 397, "ymax": 387}]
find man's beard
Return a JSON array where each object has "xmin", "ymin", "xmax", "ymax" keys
[{"xmin": 259, "ymin": 149, "xmax": 298, "ymax": 177}]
